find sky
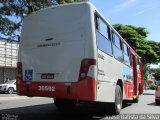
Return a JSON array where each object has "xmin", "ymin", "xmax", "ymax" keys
[
  {"xmin": 1, "ymin": 0, "xmax": 160, "ymax": 42},
  {"xmin": 90, "ymin": 0, "xmax": 160, "ymax": 42}
]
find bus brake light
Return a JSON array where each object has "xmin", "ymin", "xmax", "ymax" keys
[{"xmin": 79, "ymin": 59, "xmax": 96, "ymax": 80}]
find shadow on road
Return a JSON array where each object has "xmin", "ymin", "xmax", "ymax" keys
[
  {"xmin": 122, "ymin": 100, "xmax": 133, "ymax": 109},
  {"xmin": 0, "ymin": 100, "xmax": 137, "ymax": 120},
  {"xmin": 147, "ymin": 102, "xmax": 160, "ymax": 106},
  {"xmin": 0, "ymin": 103, "xmax": 107, "ymax": 120}
]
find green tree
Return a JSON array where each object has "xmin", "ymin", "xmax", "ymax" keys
[
  {"xmin": 0, "ymin": 0, "xmax": 81, "ymax": 40},
  {"xmin": 148, "ymin": 41, "xmax": 160, "ymax": 61}
]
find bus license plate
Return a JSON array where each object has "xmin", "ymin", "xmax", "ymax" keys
[{"xmin": 41, "ymin": 74, "xmax": 54, "ymax": 79}]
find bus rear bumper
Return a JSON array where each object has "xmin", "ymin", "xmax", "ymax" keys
[{"xmin": 16, "ymin": 77, "xmax": 96, "ymax": 101}]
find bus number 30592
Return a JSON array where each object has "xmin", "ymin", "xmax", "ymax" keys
[{"xmin": 38, "ymin": 86, "xmax": 55, "ymax": 92}]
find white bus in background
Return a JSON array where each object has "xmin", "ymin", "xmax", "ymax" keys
[{"xmin": 17, "ymin": 2, "xmax": 143, "ymax": 115}]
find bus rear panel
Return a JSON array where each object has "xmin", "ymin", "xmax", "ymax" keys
[{"xmin": 17, "ymin": 3, "xmax": 97, "ymax": 101}]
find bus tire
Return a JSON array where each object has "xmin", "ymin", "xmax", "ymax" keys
[
  {"xmin": 155, "ymin": 99, "xmax": 160, "ymax": 104},
  {"xmin": 133, "ymin": 86, "xmax": 140, "ymax": 103},
  {"xmin": 106, "ymin": 85, "xmax": 122, "ymax": 115},
  {"xmin": 54, "ymin": 98, "xmax": 76, "ymax": 110}
]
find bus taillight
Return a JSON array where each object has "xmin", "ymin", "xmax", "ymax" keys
[
  {"xmin": 17, "ymin": 62, "xmax": 23, "ymax": 79},
  {"xmin": 79, "ymin": 59, "xmax": 96, "ymax": 81}
]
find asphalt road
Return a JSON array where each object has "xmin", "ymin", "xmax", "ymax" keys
[
  {"xmin": 121, "ymin": 90, "xmax": 160, "ymax": 114},
  {"xmin": 0, "ymin": 90, "xmax": 160, "ymax": 120}
]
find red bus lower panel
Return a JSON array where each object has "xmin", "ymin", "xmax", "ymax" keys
[{"xmin": 16, "ymin": 77, "xmax": 96, "ymax": 101}]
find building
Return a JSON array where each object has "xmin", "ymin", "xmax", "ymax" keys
[{"xmin": 0, "ymin": 38, "xmax": 19, "ymax": 83}]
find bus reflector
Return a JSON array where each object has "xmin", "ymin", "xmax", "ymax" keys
[{"xmin": 79, "ymin": 59, "xmax": 96, "ymax": 81}]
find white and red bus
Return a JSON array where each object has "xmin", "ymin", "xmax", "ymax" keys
[{"xmin": 17, "ymin": 2, "xmax": 143, "ymax": 115}]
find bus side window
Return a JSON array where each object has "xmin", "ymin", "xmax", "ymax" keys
[
  {"xmin": 112, "ymin": 32, "xmax": 123, "ymax": 62},
  {"xmin": 136, "ymin": 57, "xmax": 140, "ymax": 72},
  {"xmin": 113, "ymin": 33, "xmax": 121, "ymax": 49},
  {"xmin": 95, "ymin": 14, "xmax": 111, "ymax": 41},
  {"xmin": 123, "ymin": 42, "xmax": 130, "ymax": 66},
  {"xmin": 95, "ymin": 15, "xmax": 112, "ymax": 56},
  {"xmin": 99, "ymin": 19, "xmax": 109, "ymax": 39},
  {"xmin": 130, "ymin": 53, "xmax": 133, "ymax": 67}
]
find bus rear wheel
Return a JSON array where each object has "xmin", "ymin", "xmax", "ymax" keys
[
  {"xmin": 155, "ymin": 99, "xmax": 160, "ymax": 104},
  {"xmin": 133, "ymin": 86, "xmax": 140, "ymax": 103},
  {"xmin": 54, "ymin": 98, "xmax": 77, "ymax": 110},
  {"xmin": 106, "ymin": 85, "xmax": 122, "ymax": 115}
]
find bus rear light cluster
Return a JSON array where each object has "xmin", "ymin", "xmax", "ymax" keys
[{"xmin": 79, "ymin": 59, "xmax": 96, "ymax": 81}]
